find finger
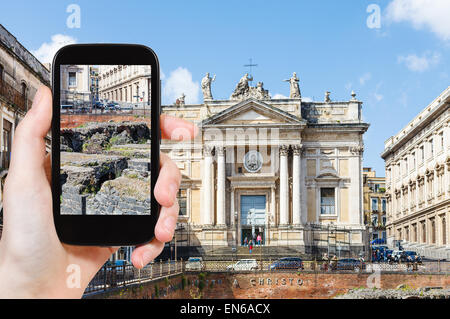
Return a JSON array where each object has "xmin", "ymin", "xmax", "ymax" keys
[
  {"xmin": 131, "ymin": 238, "xmax": 165, "ymax": 269},
  {"xmin": 154, "ymin": 152, "xmax": 180, "ymax": 207},
  {"xmin": 160, "ymin": 114, "xmax": 198, "ymax": 141},
  {"xmin": 7, "ymin": 86, "xmax": 52, "ymax": 180},
  {"xmin": 154, "ymin": 198, "xmax": 179, "ymax": 243}
]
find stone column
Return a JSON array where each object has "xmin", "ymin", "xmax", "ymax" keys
[
  {"xmin": 292, "ymin": 145, "xmax": 302, "ymax": 225},
  {"xmin": 279, "ymin": 145, "xmax": 289, "ymax": 225},
  {"xmin": 216, "ymin": 147, "xmax": 226, "ymax": 226},
  {"xmin": 202, "ymin": 145, "xmax": 214, "ymax": 225},
  {"xmin": 270, "ymin": 186, "xmax": 276, "ymax": 226}
]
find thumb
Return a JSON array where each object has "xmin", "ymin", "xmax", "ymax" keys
[{"xmin": 7, "ymin": 86, "xmax": 52, "ymax": 180}]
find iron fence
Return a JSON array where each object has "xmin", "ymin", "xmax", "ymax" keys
[
  {"xmin": 84, "ymin": 258, "xmax": 450, "ymax": 296},
  {"xmin": 84, "ymin": 259, "xmax": 183, "ymax": 295}
]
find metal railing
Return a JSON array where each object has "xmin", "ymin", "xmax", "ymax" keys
[
  {"xmin": 0, "ymin": 79, "xmax": 32, "ymax": 113},
  {"xmin": 84, "ymin": 259, "xmax": 184, "ymax": 295},
  {"xmin": 83, "ymin": 258, "xmax": 450, "ymax": 296}
]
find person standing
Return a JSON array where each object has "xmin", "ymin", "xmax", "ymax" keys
[
  {"xmin": 249, "ymin": 241, "xmax": 253, "ymax": 254},
  {"xmin": 257, "ymin": 234, "xmax": 262, "ymax": 246},
  {"xmin": 244, "ymin": 236, "xmax": 248, "ymax": 247}
]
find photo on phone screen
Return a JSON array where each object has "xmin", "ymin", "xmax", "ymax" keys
[{"xmin": 59, "ymin": 64, "xmax": 152, "ymax": 216}]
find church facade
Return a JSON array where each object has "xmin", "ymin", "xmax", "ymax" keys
[{"xmin": 162, "ymin": 74, "xmax": 369, "ymax": 256}]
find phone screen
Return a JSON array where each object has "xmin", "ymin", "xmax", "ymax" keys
[{"xmin": 59, "ymin": 64, "xmax": 152, "ymax": 216}]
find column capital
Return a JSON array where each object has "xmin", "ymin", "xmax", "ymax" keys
[
  {"xmin": 215, "ymin": 146, "xmax": 226, "ymax": 156},
  {"xmin": 280, "ymin": 144, "xmax": 290, "ymax": 156},
  {"xmin": 292, "ymin": 144, "xmax": 303, "ymax": 155},
  {"xmin": 203, "ymin": 145, "xmax": 215, "ymax": 156}
]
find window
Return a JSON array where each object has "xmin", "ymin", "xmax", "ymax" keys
[
  {"xmin": 439, "ymin": 132, "xmax": 444, "ymax": 151},
  {"xmin": 431, "ymin": 219, "xmax": 436, "ymax": 244},
  {"xmin": 320, "ymin": 188, "xmax": 335, "ymax": 215},
  {"xmin": 381, "ymin": 199, "xmax": 386, "ymax": 212},
  {"xmin": 411, "ymin": 152, "xmax": 415, "ymax": 169},
  {"xmin": 0, "ymin": 64, "xmax": 3, "ymax": 81},
  {"xmin": 371, "ymin": 198, "xmax": 378, "ymax": 212},
  {"xmin": 422, "ymin": 222, "xmax": 426, "ymax": 243},
  {"xmin": 420, "ymin": 146, "xmax": 424, "ymax": 163},
  {"xmin": 177, "ymin": 189, "xmax": 187, "ymax": 216},
  {"xmin": 404, "ymin": 158, "xmax": 408, "ymax": 173},
  {"xmin": 430, "ymin": 138, "xmax": 434, "ymax": 158},
  {"xmin": 68, "ymin": 72, "xmax": 77, "ymax": 87},
  {"xmin": 443, "ymin": 218, "xmax": 447, "ymax": 245}
]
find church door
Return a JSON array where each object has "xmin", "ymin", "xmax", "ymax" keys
[{"xmin": 240, "ymin": 195, "xmax": 266, "ymax": 246}]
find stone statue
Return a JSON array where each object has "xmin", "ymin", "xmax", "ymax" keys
[
  {"xmin": 283, "ymin": 72, "xmax": 301, "ymax": 98},
  {"xmin": 175, "ymin": 93, "xmax": 185, "ymax": 106},
  {"xmin": 201, "ymin": 72, "xmax": 216, "ymax": 101},
  {"xmin": 325, "ymin": 91, "xmax": 331, "ymax": 103},
  {"xmin": 231, "ymin": 73, "xmax": 253, "ymax": 99}
]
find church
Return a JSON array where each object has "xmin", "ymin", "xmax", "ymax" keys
[{"xmin": 162, "ymin": 73, "xmax": 369, "ymax": 257}]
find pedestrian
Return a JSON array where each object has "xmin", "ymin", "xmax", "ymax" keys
[
  {"xmin": 257, "ymin": 234, "xmax": 262, "ymax": 246},
  {"xmin": 249, "ymin": 241, "xmax": 253, "ymax": 254},
  {"xmin": 244, "ymin": 236, "xmax": 248, "ymax": 247}
]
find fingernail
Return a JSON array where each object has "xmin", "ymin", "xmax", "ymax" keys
[
  {"xmin": 164, "ymin": 215, "xmax": 176, "ymax": 232},
  {"xmin": 31, "ymin": 87, "xmax": 45, "ymax": 109}
]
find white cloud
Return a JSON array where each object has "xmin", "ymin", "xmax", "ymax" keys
[
  {"xmin": 397, "ymin": 52, "xmax": 440, "ymax": 72},
  {"xmin": 32, "ymin": 34, "xmax": 77, "ymax": 63},
  {"xmin": 373, "ymin": 82, "xmax": 384, "ymax": 102},
  {"xmin": 345, "ymin": 82, "xmax": 353, "ymax": 91},
  {"xmin": 374, "ymin": 93, "xmax": 384, "ymax": 102},
  {"xmin": 359, "ymin": 73, "xmax": 372, "ymax": 86},
  {"xmin": 162, "ymin": 67, "xmax": 200, "ymax": 105},
  {"xmin": 386, "ymin": 0, "xmax": 450, "ymax": 41},
  {"xmin": 272, "ymin": 93, "xmax": 288, "ymax": 99}
]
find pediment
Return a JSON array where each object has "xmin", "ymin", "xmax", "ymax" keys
[{"xmin": 201, "ymin": 98, "xmax": 305, "ymax": 126}]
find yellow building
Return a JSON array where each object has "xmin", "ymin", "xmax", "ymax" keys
[{"xmin": 363, "ymin": 167, "xmax": 387, "ymax": 242}]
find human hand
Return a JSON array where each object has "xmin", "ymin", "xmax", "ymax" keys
[{"xmin": 0, "ymin": 86, "xmax": 197, "ymax": 298}]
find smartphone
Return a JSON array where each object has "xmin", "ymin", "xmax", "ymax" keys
[{"xmin": 51, "ymin": 44, "xmax": 160, "ymax": 246}]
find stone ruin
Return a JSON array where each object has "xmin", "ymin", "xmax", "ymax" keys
[{"xmin": 60, "ymin": 121, "xmax": 152, "ymax": 215}]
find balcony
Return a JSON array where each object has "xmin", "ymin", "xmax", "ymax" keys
[{"xmin": 0, "ymin": 79, "xmax": 32, "ymax": 113}]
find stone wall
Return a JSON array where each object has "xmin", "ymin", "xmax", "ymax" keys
[{"xmin": 90, "ymin": 272, "xmax": 450, "ymax": 299}]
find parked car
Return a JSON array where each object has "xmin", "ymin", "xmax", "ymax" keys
[
  {"xmin": 227, "ymin": 259, "xmax": 258, "ymax": 272},
  {"xmin": 268, "ymin": 257, "xmax": 304, "ymax": 271},
  {"xmin": 334, "ymin": 258, "xmax": 366, "ymax": 271},
  {"xmin": 401, "ymin": 251, "xmax": 422, "ymax": 264},
  {"xmin": 391, "ymin": 250, "xmax": 404, "ymax": 262},
  {"xmin": 93, "ymin": 100, "xmax": 106, "ymax": 109},
  {"xmin": 106, "ymin": 102, "xmax": 121, "ymax": 111},
  {"xmin": 185, "ymin": 257, "xmax": 205, "ymax": 271}
]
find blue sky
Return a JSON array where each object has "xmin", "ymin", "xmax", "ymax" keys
[{"xmin": 1, "ymin": 0, "xmax": 449, "ymax": 175}]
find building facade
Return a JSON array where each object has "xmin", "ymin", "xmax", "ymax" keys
[
  {"xmin": 163, "ymin": 75, "xmax": 369, "ymax": 257},
  {"xmin": 382, "ymin": 87, "xmax": 450, "ymax": 260},
  {"xmin": 98, "ymin": 65, "xmax": 151, "ymax": 107},
  {"xmin": 60, "ymin": 64, "xmax": 91, "ymax": 108},
  {"xmin": 0, "ymin": 24, "xmax": 51, "ymax": 236},
  {"xmin": 363, "ymin": 167, "xmax": 387, "ymax": 242}
]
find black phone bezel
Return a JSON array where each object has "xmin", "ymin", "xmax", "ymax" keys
[{"xmin": 52, "ymin": 44, "xmax": 160, "ymax": 246}]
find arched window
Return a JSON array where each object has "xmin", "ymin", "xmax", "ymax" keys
[{"xmin": 0, "ymin": 64, "xmax": 4, "ymax": 82}]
